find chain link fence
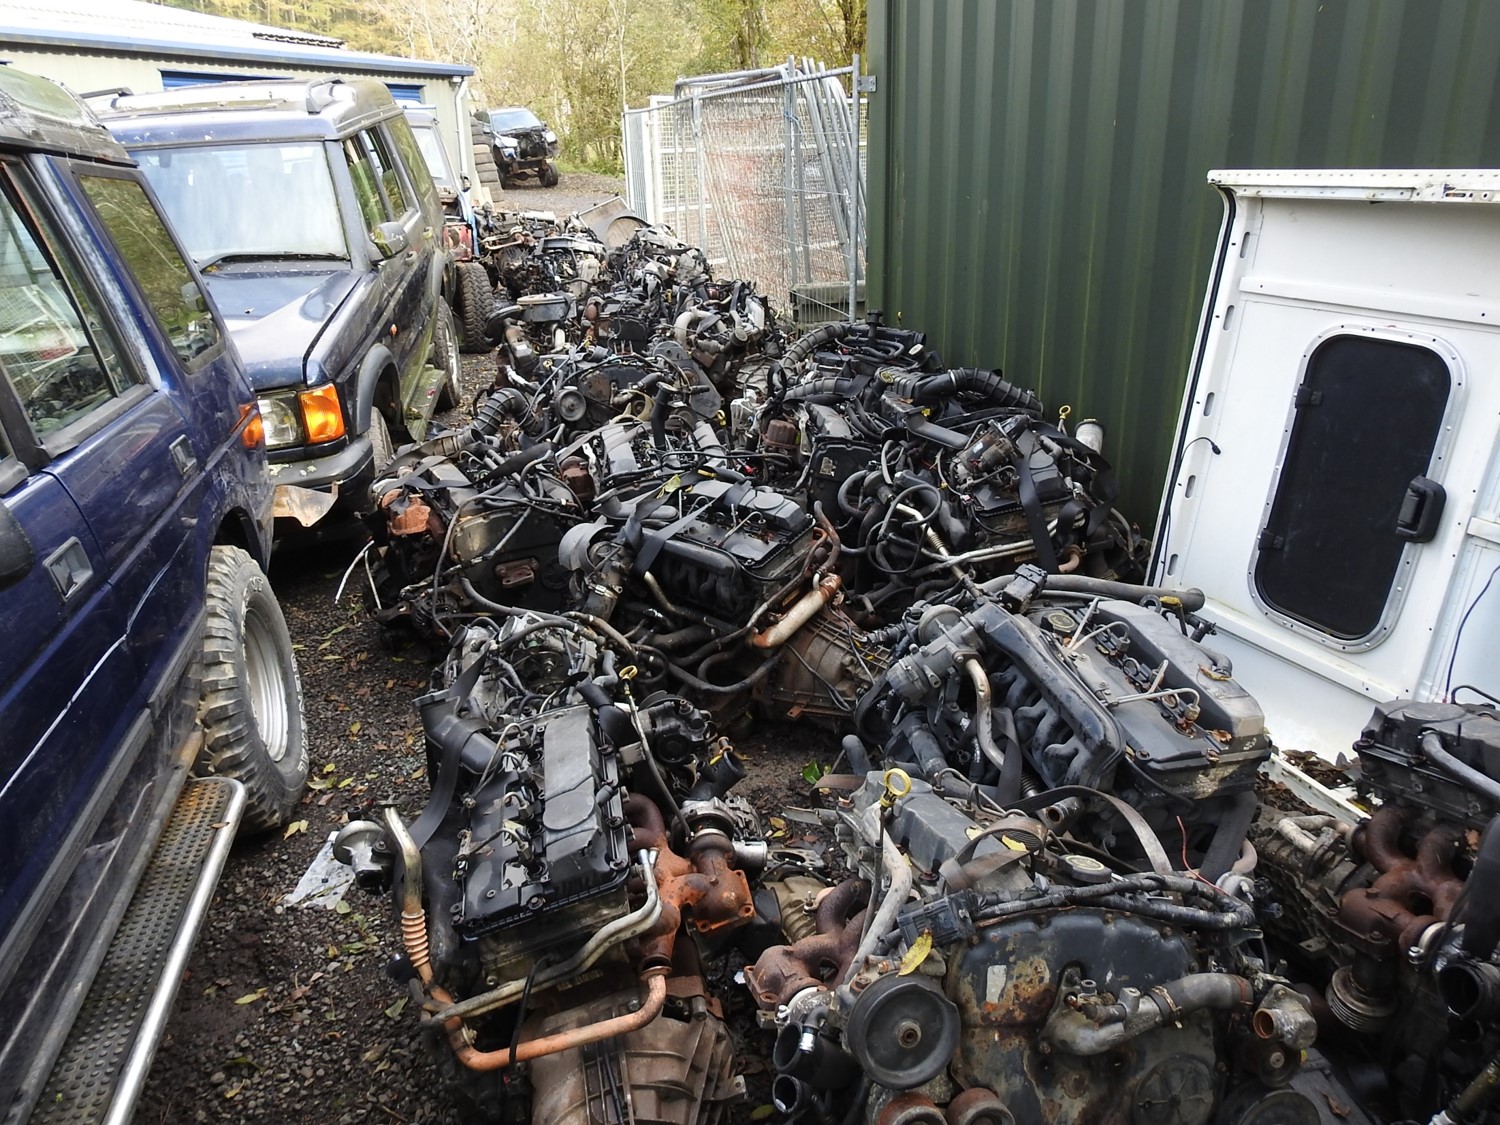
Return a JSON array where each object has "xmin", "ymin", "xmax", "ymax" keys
[{"xmin": 622, "ymin": 60, "xmax": 866, "ymax": 325}]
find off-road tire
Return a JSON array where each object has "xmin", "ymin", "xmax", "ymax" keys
[
  {"xmin": 198, "ymin": 546, "xmax": 307, "ymax": 833},
  {"xmin": 433, "ymin": 304, "xmax": 464, "ymax": 410},
  {"xmin": 541, "ymin": 161, "xmax": 560, "ymax": 188},
  {"xmin": 456, "ymin": 260, "xmax": 494, "ymax": 354}
]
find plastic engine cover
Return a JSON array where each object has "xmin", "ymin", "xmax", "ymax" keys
[{"xmin": 457, "ymin": 705, "xmax": 630, "ymax": 936}]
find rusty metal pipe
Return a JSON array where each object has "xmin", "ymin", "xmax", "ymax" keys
[
  {"xmin": 445, "ymin": 972, "xmax": 668, "ymax": 1072},
  {"xmin": 750, "ymin": 574, "xmax": 842, "ymax": 648},
  {"xmin": 963, "ymin": 657, "xmax": 1005, "ymax": 774},
  {"xmin": 383, "ymin": 806, "xmax": 433, "ymax": 986}
]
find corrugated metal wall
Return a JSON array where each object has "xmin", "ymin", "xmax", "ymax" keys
[{"xmin": 867, "ymin": 0, "xmax": 1500, "ymax": 525}]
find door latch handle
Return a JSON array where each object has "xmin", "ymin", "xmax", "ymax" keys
[
  {"xmin": 170, "ymin": 435, "xmax": 196, "ymax": 477},
  {"xmin": 44, "ymin": 537, "xmax": 93, "ymax": 603},
  {"xmin": 1396, "ymin": 475, "xmax": 1446, "ymax": 543}
]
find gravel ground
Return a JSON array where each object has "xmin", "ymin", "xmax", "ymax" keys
[
  {"xmin": 492, "ymin": 170, "xmax": 627, "ymax": 219},
  {"xmin": 137, "ymin": 204, "xmax": 842, "ymax": 1122}
]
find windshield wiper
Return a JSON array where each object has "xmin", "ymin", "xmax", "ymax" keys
[{"xmin": 196, "ymin": 251, "xmax": 347, "ymax": 271}]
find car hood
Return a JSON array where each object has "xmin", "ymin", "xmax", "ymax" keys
[{"xmin": 202, "ymin": 268, "xmax": 360, "ymax": 391}]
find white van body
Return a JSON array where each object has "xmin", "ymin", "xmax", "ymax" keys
[{"xmin": 1152, "ymin": 169, "xmax": 1500, "ymax": 760}]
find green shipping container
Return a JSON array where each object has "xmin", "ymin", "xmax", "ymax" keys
[{"xmin": 866, "ymin": 0, "xmax": 1500, "ymax": 526}]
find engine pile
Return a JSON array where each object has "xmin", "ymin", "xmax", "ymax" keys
[
  {"xmin": 1250, "ymin": 702, "xmax": 1500, "ymax": 1125},
  {"xmin": 335, "ymin": 206, "xmax": 1498, "ymax": 1125}
]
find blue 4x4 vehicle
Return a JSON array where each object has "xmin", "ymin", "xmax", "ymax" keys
[
  {"xmin": 0, "ymin": 69, "xmax": 307, "ymax": 1122},
  {"xmin": 98, "ymin": 79, "xmax": 462, "ymax": 530}
]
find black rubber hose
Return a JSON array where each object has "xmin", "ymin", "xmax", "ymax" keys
[
  {"xmin": 784, "ymin": 321, "xmax": 852, "ymax": 370},
  {"xmin": 783, "ymin": 375, "xmax": 859, "ymax": 403},
  {"xmin": 1422, "ymin": 731, "xmax": 1500, "ymax": 807},
  {"xmin": 661, "ymin": 652, "xmax": 780, "ymax": 696},
  {"xmin": 911, "ymin": 368, "xmax": 1044, "ymax": 415}
]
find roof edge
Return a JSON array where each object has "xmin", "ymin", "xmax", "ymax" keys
[{"xmin": 0, "ymin": 27, "xmax": 474, "ymax": 79}]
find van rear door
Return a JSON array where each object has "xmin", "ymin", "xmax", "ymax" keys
[{"xmin": 1152, "ymin": 170, "xmax": 1500, "ymax": 758}]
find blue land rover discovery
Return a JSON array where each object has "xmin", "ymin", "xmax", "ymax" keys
[
  {"xmin": 98, "ymin": 78, "xmax": 462, "ymax": 530},
  {"xmin": 0, "ymin": 68, "xmax": 307, "ymax": 1123}
]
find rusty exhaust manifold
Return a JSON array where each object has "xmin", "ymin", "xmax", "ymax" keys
[
  {"xmin": 625, "ymin": 793, "xmax": 757, "ymax": 969},
  {"xmin": 745, "ymin": 877, "xmax": 871, "ymax": 1009}
]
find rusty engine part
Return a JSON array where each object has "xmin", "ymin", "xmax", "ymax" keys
[
  {"xmin": 335, "ymin": 612, "xmax": 766, "ymax": 1124},
  {"xmin": 747, "ymin": 768, "xmax": 1317, "ymax": 1125},
  {"xmin": 1252, "ymin": 701, "xmax": 1500, "ymax": 1124}
]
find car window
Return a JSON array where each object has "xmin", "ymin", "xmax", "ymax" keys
[
  {"xmin": 386, "ymin": 117, "xmax": 439, "ymax": 209},
  {"xmin": 76, "ymin": 173, "xmax": 220, "ymax": 369},
  {"xmin": 342, "ymin": 135, "xmax": 389, "ymax": 231},
  {"xmin": 491, "ymin": 108, "xmax": 543, "ymax": 131},
  {"xmin": 135, "ymin": 143, "xmax": 348, "ymax": 266},
  {"xmin": 364, "ymin": 129, "xmax": 412, "ymax": 217},
  {"xmin": 0, "ymin": 165, "xmax": 138, "ymax": 437}
]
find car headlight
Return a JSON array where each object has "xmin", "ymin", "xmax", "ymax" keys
[
  {"xmin": 543, "ymin": 129, "xmax": 556, "ymax": 143},
  {"xmin": 257, "ymin": 385, "xmax": 347, "ymax": 449},
  {"xmin": 258, "ymin": 394, "xmax": 302, "ymax": 449},
  {"xmin": 498, "ymin": 134, "xmax": 519, "ymax": 148}
]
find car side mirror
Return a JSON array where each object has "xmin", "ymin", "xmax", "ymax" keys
[
  {"xmin": 372, "ymin": 221, "xmax": 409, "ymax": 260},
  {"xmin": 0, "ymin": 502, "xmax": 35, "ymax": 590}
]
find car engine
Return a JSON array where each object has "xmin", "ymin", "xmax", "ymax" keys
[
  {"xmin": 1252, "ymin": 701, "xmax": 1500, "ymax": 1125},
  {"xmin": 336, "ymin": 203, "xmax": 1496, "ymax": 1125}
]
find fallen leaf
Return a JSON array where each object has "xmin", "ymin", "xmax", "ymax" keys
[
  {"xmin": 349, "ymin": 721, "xmax": 362, "ymax": 736},
  {"xmin": 338, "ymin": 778, "xmax": 355, "ymax": 789},
  {"xmin": 307, "ymin": 777, "xmax": 334, "ymax": 791},
  {"xmin": 383, "ymin": 996, "xmax": 407, "ymax": 1019},
  {"xmin": 283, "ymin": 819, "xmax": 309, "ymax": 839},
  {"xmin": 750, "ymin": 1106, "xmax": 777, "ymax": 1121},
  {"xmin": 323, "ymin": 762, "xmax": 337, "ymax": 774},
  {"xmin": 361, "ymin": 1042, "xmax": 388, "ymax": 1063},
  {"xmin": 334, "ymin": 900, "xmax": 352, "ymax": 916},
  {"xmin": 234, "ymin": 989, "xmax": 267, "ymax": 1005}
]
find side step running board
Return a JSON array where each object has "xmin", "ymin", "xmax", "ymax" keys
[{"xmin": 32, "ymin": 776, "xmax": 245, "ymax": 1125}]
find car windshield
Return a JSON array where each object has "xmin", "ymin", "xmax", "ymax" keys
[
  {"xmin": 136, "ymin": 141, "xmax": 348, "ymax": 266},
  {"xmin": 490, "ymin": 108, "xmax": 543, "ymax": 131},
  {"xmin": 411, "ymin": 125, "xmax": 455, "ymax": 189}
]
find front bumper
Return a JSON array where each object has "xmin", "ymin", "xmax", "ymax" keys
[{"xmin": 269, "ymin": 434, "xmax": 374, "ymax": 526}]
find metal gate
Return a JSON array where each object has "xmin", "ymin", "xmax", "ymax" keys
[{"xmin": 622, "ymin": 60, "xmax": 866, "ymax": 324}]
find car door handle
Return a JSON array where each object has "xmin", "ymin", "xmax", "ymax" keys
[
  {"xmin": 170, "ymin": 435, "xmax": 196, "ymax": 478},
  {"xmin": 44, "ymin": 537, "xmax": 93, "ymax": 603}
]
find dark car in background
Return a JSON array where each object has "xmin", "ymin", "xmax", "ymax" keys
[
  {"xmin": 482, "ymin": 105, "xmax": 560, "ymax": 188},
  {"xmin": 97, "ymin": 78, "xmax": 461, "ymax": 531},
  {"xmin": 0, "ymin": 66, "xmax": 306, "ymax": 1123}
]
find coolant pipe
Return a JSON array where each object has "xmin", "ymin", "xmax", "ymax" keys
[
  {"xmin": 1421, "ymin": 731, "xmax": 1500, "ymax": 807},
  {"xmin": 750, "ymin": 574, "xmax": 842, "ymax": 648},
  {"xmin": 1043, "ymin": 973, "xmax": 1253, "ymax": 1055},
  {"xmin": 963, "ymin": 658, "xmax": 1006, "ymax": 774},
  {"xmin": 978, "ymin": 573, "xmax": 1207, "ymax": 612},
  {"xmin": 432, "ymin": 850, "xmax": 664, "ymax": 1022},
  {"xmin": 838, "ymin": 824, "xmax": 913, "ymax": 996},
  {"xmin": 449, "ymin": 973, "xmax": 668, "ymax": 1072}
]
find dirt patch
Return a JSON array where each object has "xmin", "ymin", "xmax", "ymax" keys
[
  {"xmin": 136, "ymin": 349, "xmax": 846, "ymax": 1123},
  {"xmin": 490, "ymin": 170, "xmax": 627, "ymax": 220}
]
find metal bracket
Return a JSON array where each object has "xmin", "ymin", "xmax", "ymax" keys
[{"xmin": 856, "ymin": 75, "xmax": 877, "ymax": 93}]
